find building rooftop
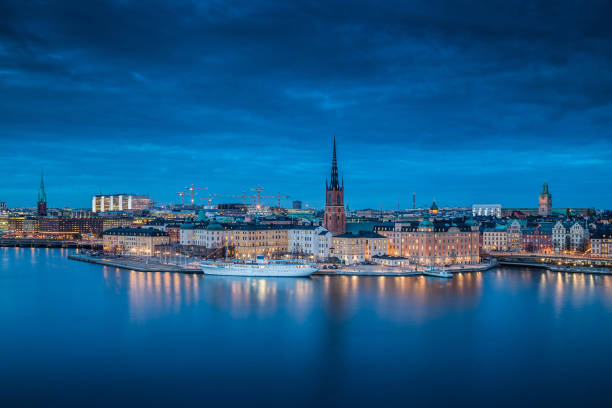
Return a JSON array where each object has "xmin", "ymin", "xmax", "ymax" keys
[
  {"xmin": 103, "ymin": 227, "xmax": 168, "ymax": 237},
  {"xmin": 334, "ymin": 231, "xmax": 386, "ymax": 239}
]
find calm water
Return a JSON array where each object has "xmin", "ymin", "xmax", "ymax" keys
[{"xmin": 1, "ymin": 248, "xmax": 612, "ymax": 407}]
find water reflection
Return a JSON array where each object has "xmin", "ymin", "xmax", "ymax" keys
[
  {"xmin": 100, "ymin": 264, "xmax": 612, "ymax": 323},
  {"xmin": 103, "ymin": 269, "xmax": 201, "ymax": 320},
  {"xmin": 534, "ymin": 269, "xmax": 612, "ymax": 315},
  {"xmin": 202, "ymin": 276, "xmax": 315, "ymax": 320}
]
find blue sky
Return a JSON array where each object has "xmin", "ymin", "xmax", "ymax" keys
[{"xmin": 1, "ymin": 0, "xmax": 611, "ymax": 209}]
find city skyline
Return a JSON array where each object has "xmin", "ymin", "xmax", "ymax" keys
[{"xmin": 2, "ymin": 1, "xmax": 612, "ymax": 208}]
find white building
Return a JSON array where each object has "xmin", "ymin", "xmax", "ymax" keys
[
  {"xmin": 472, "ymin": 204, "xmax": 502, "ymax": 218},
  {"xmin": 482, "ymin": 225, "xmax": 508, "ymax": 252},
  {"xmin": 102, "ymin": 227, "xmax": 169, "ymax": 256},
  {"xmin": 507, "ymin": 220, "xmax": 523, "ymax": 251},
  {"xmin": 552, "ymin": 220, "xmax": 589, "ymax": 252},
  {"xmin": 591, "ymin": 227, "xmax": 612, "ymax": 257},
  {"xmin": 92, "ymin": 194, "xmax": 150, "ymax": 213},
  {"xmin": 179, "ymin": 223, "xmax": 229, "ymax": 247},
  {"xmin": 288, "ymin": 226, "xmax": 332, "ymax": 260},
  {"xmin": 331, "ymin": 231, "xmax": 389, "ymax": 265},
  {"xmin": 552, "ymin": 221, "xmax": 570, "ymax": 251},
  {"xmin": 569, "ymin": 222, "xmax": 589, "ymax": 252}
]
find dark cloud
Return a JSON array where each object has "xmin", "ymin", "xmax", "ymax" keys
[{"xmin": 1, "ymin": 0, "xmax": 611, "ymax": 208}]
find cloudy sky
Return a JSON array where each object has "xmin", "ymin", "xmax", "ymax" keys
[{"xmin": 1, "ymin": 0, "xmax": 611, "ymax": 209}]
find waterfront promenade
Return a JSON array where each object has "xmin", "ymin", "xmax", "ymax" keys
[
  {"xmin": 0, "ymin": 238, "xmax": 101, "ymax": 249},
  {"xmin": 68, "ymin": 253, "xmax": 202, "ymax": 274},
  {"xmin": 490, "ymin": 252, "xmax": 612, "ymax": 273},
  {"xmin": 69, "ymin": 252, "xmax": 497, "ymax": 277}
]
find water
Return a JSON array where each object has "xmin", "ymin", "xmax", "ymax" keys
[{"xmin": 2, "ymin": 248, "xmax": 612, "ymax": 407}]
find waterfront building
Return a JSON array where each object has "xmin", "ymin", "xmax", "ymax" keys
[
  {"xmin": 23, "ymin": 217, "xmax": 39, "ymax": 236},
  {"xmin": 569, "ymin": 222, "xmax": 589, "ymax": 252},
  {"xmin": 472, "ymin": 204, "xmax": 502, "ymax": 218},
  {"xmin": 179, "ymin": 223, "xmax": 202, "ymax": 246},
  {"xmin": 551, "ymin": 220, "xmax": 589, "ymax": 252},
  {"xmin": 552, "ymin": 220, "xmax": 571, "ymax": 251},
  {"xmin": 482, "ymin": 224, "xmax": 508, "ymax": 252},
  {"xmin": 180, "ymin": 223, "xmax": 291, "ymax": 259},
  {"xmin": 324, "ymin": 137, "xmax": 346, "ymax": 235},
  {"xmin": 230, "ymin": 224, "xmax": 290, "ymax": 259},
  {"xmin": 102, "ymin": 227, "xmax": 169, "ymax": 256},
  {"xmin": 507, "ymin": 220, "xmax": 523, "ymax": 251},
  {"xmin": 331, "ymin": 231, "xmax": 388, "ymax": 265},
  {"xmin": 374, "ymin": 219, "xmax": 480, "ymax": 265},
  {"xmin": 538, "ymin": 183, "xmax": 552, "ymax": 217},
  {"xmin": 522, "ymin": 223, "xmax": 553, "ymax": 253},
  {"xmin": 37, "ymin": 172, "xmax": 47, "ymax": 216},
  {"xmin": 590, "ymin": 226, "xmax": 612, "ymax": 257},
  {"xmin": 39, "ymin": 216, "xmax": 104, "ymax": 239},
  {"xmin": 102, "ymin": 216, "xmax": 134, "ymax": 232},
  {"xmin": 288, "ymin": 226, "xmax": 332, "ymax": 260},
  {"xmin": 92, "ymin": 194, "xmax": 150, "ymax": 213},
  {"xmin": 0, "ymin": 210, "xmax": 8, "ymax": 233},
  {"xmin": 8, "ymin": 214, "xmax": 25, "ymax": 237},
  {"xmin": 165, "ymin": 224, "xmax": 181, "ymax": 243}
]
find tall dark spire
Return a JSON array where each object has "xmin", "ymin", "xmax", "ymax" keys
[
  {"xmin": 38, "ymin": 171, "xmax": 46, "ymax": 203},
  {"xmin": 329, "ymin": 136, "xmax": 340, "ymax": 190},
  {"xmin": 37, "ymin": 171, "xmax": 48, "ymax": 216}
]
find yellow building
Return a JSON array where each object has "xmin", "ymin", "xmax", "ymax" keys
[
  {"xmin": 228, "ymin": 225, "xmax": 289, "ymax": 259},
  {"xmin": 103, "ymin": 227, "xmax": 169, "ymax": 256},
  {"xmin": 331, "ymin": 231, "xmax": 388, "ymax": 265}
]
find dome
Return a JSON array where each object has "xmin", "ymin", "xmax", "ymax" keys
[{"xmin": 419, "ymin": 218, "xmax": 433, "ymax": 227}]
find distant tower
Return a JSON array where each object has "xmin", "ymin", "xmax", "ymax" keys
[
  {"xmin": 324, "ymin": 137, "xmax": 346, "ymax": 235},
  {"xmin": 538, "ymin": 183, "xmax": 552, "ymax": 217},
  {"xmin": 429, "ymin": 199, "xmax": 439, "ymax": 216},
  {"xmin": 37, "ymin": 171, "xmax": 47, "ymax": 216}
]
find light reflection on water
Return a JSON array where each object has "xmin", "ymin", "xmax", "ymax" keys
[{"xmin": 96, "ymin": 265, "xmax": 612, "ymax": 323}]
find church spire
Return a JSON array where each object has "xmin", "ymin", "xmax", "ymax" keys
[
  {"xmin": 329, "ymin": 136, "xmax": 340, "ymax": 190},
  {"xmin": 38, "ymin": 171, "xmax": 46, "ymax": 203}
]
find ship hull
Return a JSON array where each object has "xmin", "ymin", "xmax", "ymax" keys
[{"xmin": 201, "ymin": 262, "xmax": 318, "ymax": 277}]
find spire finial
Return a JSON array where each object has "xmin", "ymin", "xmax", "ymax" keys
[
  {"xmin": 38, "ymin": 170, "xmax": 47, "ymax": 203},
  {"xmin": 329, "ymin": 136, "xmax": 339, "ymax": 190}
]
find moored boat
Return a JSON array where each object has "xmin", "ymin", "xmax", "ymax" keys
[
  {"xmin": 200, "ymin": 255, "xmax": 318, "ymax": 277},
  {"xmin": 422, "ymin": 265, "xmax": 453, "ymax": 278}
]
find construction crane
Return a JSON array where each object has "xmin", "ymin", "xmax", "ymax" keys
[
  {"xmin": 185, "ymin": 184, "xmax": 207, "ymax": 205},
  {"xmin": 261, "ymin": 192, "xmax": 290, "ymax": 208},
  {"xmin": 214, "ymin": 191, "xmax": 255, "ymax": 206},
  {"xmin": 199, "ymin": 193, "xmax": 214, "ymax": 208},
  {"xmin": 176, "ymin": 192, "xmax": 186, "ymax": 205},
  {"xmin": 249, "ymin": 185, "xmax": 289, "ymax": 208},
  {"xmin": 249, "ymin": 185, "xmax": 265, "ymax": 207}
]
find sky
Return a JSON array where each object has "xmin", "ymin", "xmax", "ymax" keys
[{"xmin": 1, "ymin": 0, "xmax": 611, "ymax": 210}]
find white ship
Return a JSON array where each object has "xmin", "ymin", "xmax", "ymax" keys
[
  {"xmin": 422, "ymin": 265, "xmax": 453, "ymax": 278},
  {"xmin": 200, "ymin": 255, "xmax": 318, "ymax": 277}
]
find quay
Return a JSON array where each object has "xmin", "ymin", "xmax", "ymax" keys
[
  {"xmin": 492, "ymin": 253, "xmax": 612, "ymax": 274},
  {"xmin": 1, "ymin": 238, "xmax": 101, "ymax": 249},
  {"xmin": 315, "ymin": 261, "xmax": 497, "ymax": 276},
  {"xmin": 68, "ymin": 253, "xmax": 202, "ymax": 274}
]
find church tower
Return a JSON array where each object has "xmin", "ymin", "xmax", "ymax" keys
[
  {"xmin": 324, "ymin": 137, "xmax": 346, "ymax": 235},
  {"xmin": 538, "ymin": 183, "xmax": 552, "ymax": 217},
  {"xmin": 37, "ymin": 171, "xmax": 47, "ymax": 216}
]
